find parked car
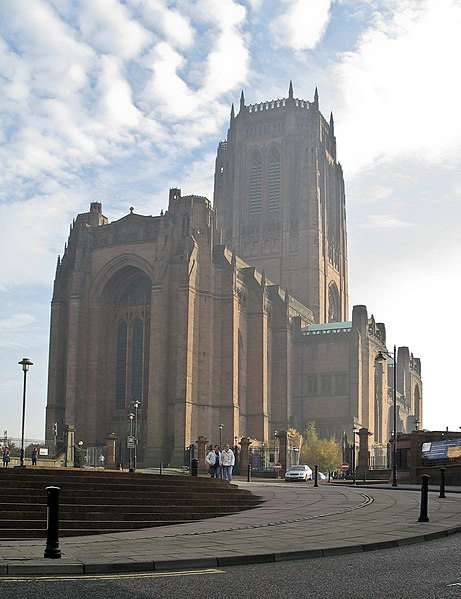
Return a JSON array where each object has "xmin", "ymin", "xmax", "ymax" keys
[
  {"xmin": 317, "ymin": 471, "xmax": 327, "ymax": 480},
  {"xmin": 284, "ymin": 464, "xmax": 313, "ymax": 482}
]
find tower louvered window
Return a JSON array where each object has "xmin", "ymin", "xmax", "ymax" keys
[
  {"xmin": 250, "ymin": 152, "xmax": 262, "ymax": 213},
  {"xmin": 268, "ymin": 148, "xmax": 281, "ymax": 211}
]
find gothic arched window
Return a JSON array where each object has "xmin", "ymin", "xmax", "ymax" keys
[
  {"xmin": 114, "ymin": 274, "xmax": 151, "ymax": 410},
  {"xmin": 268, "ymin": 147, "xmax": 281, "ymax": 211},
  {"xmin": 250, "ymin": 152, "xmax": 262, "ymax": 213},
  {"xmin": 328, "ymin": 282, "xmax": 340, "ymax": 322},
  {"xmin": 115, "ymin": 322, "xmax": 127, "ymax": 410},
  {"xmin": 132, "ymin": 319, "xmax": 144, "ymax": 405}
]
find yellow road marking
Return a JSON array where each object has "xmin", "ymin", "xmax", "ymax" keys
[{"xmin": 0, "ymin": 568, "xmax": 225, "ymax": 583}]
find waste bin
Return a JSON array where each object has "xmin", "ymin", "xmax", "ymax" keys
[{"xmin": 191, "ymin": 458, "xmax": 199, "ymax": 477}]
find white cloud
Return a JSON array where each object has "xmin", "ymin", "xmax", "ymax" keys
[
  {"xmin": 0, "ymin": 192, "xmax": 77, "ymax": 290},
  {"xmin": 358, "ymin": 214, "xmax": 414, "ymax": 229},
  {"xmin": 333, "ymin": 0, "xmax": 461, "ymax": 175},
  {"xmin": 77, "ymin": 0, "xmax": 152, "ymax": 59},
  {"xmin": 96, "ymin": 55, "xmax": 141, "ymax": 129},
  {"xmin": 0, "ymin": 314, "xmax": 36, "ymax": 332},
  {"xmin": 142, "ymin": 42, "xmax": 199, "ymax": 119},
  {"xmin": 131, "ymin": 0, "xmax": 194, "ymax": 49},
  {"xmin": 271, "ymin": 0, "xmax": 333, "ymax": 51}
]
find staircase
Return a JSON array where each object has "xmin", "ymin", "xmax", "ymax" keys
[{"xmin": 0, "ymin": 467, "xmax": 263, "ymax": 539}]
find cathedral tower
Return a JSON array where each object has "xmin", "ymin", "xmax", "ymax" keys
[{"xmin": 213, "ymin": 83, "xmax": 348, "ymax": 323}]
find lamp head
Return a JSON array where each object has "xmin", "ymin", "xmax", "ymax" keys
[
  {"xmin": 375, "ymin": 351, "xmax": 386, "ymax": 364},
  {"xmin": 18, "ymin": 357, "xmax": 33, "ymax": 372}
]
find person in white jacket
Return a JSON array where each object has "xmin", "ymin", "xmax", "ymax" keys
[
  {"xmin": 206, "ymin": 445, "xmax": 221, "ymax": 478},
  {"xmin": 220, "ymin": 444, "xmax": 235, "ymax": 484}
]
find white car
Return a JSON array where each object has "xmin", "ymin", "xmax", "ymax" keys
[{"xmin": 284, "ymin": 464, "xmax": 313, "ymax": 482}]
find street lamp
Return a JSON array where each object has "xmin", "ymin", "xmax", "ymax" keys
[
  {"xmin": 18, "ymin": 358, "xmax": 33, "ymax": 467},
  {"xmin": 376, "ymin": 344, "xmax": 398, "ymax": 487},
  {"xmin": 352, "ymin": 428, "xmax": 359, "ymax": 484},
  {"xmin": 219, "ymin": 424, "xmax": 224, "ymax": 478},
  {"xmin": 133, "ymin": 400, "xmax": 141, "ymax": 471},
  {"xmin": 219, "ymin": 423, "xmax": 223, "ymax": 448},
  {"xmin": 128, "ymin": 413, "xmax": 135, "ymax": 473},
  {"xmin": 293, "ymin": 447, "xmax": 300, "ymax": 465}
]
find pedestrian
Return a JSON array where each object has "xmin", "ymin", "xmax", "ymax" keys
[
  {"xmin": 99, "ymin": 454, "xmax": 105, "ymax": 468},
  {"xmin": 206, "ymin": 444, "xmax": 221, "ymax": 478},
  {"xmin": 31, "ymin": 447, "xmax": 38, "ymax": 466},
  {"xmin": 220, "ymin": 444, "xmax": 235, "ymax": 484},
  {"xmin": 2, "ymin": 446, "xmax": 10, "ymax": 467}
]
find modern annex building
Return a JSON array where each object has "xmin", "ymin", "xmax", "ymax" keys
[{"xmin": 45, "ymin": 85, "xmax": 422, "ymax": 467}]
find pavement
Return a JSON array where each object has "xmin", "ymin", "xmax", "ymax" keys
[{"xmin": 0, "ymin": 479, "xmax": 460, "ymax": 576}]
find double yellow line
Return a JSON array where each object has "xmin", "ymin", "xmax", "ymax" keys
[{"xmin": 0, "ymin": 568, "xmax": 224, "ymax": 583}]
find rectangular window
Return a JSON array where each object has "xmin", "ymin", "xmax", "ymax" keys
[
  {"xmin": 321, "ymin": 375, "xmax": 331, "ymax": 395},
  {"xmin": 307, "ymin": 375, "xmax": 317, "ymax": 394},
  {"xmin": 334, "ymin": 373, "xmax": 347, "ymax": 395}
]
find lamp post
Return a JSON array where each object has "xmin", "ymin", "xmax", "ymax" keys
[
  {"xmin": 128, "ymin": 413, "xmax": 135, "ymax": 473},
  {"xmin": 352, "ymin": 427, "xmax": 359, "ymax": 484},
  {"xmin": 219, "ymin": 424, "xmax": 223, "ymax": 478},
  {"xmin": 376, "ymin": 344, "xmax": 398, "ymax": 487},
  {"xmin": 18, "ymin": 358, "xmax": 33, "ymax": 467},
  {"xmin": 219, "ymin": 423, "xmax": 223, "ymax": 448},
  {"xmin": 133, "ymin": 400, "xmax": 141, "ymax": 471}
]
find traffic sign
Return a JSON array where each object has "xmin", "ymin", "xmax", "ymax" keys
[
  {"xmin": 274, "ymin": 462, "xmax": 282, "ymax": 471},
  {"xmin": 341, "ymin": 463, "xmax": 349, "ymax": 471},
  {"xmin": 127, "ymin": 435, "xmax": 135, "ymax": 448}
]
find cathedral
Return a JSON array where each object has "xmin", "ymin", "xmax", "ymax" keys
[{"xmin": 45, "ymin": 84, "xmax": 422, "ymax": 468}]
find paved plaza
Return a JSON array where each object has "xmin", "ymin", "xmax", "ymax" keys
[{"xmin": 0, "ymin": 481, "xmax": 460, "ymax": 575}]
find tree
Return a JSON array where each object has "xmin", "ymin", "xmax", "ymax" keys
[{"xmin": 299, "ymin": 422, "xmax": 342, "ymax": 472}]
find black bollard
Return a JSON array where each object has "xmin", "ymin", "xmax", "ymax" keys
[
  {"xmin": 247, "ymin": 463, "xmax": 252, "ymax": 482},
  {"xmin": 439, "ymin": 467, "xmax": 446, "ymax": 499},
  {"xmin": 328, "ymin": 471, "xmax": 331, "ymax": 483},
  {"xmin": 159, "ymin": 462, "xmax": 163, "ymax": 475},
  {"xmin": 314, "ymin": 464, "xmax": 318, "ymax": 487},
  {"xmin": 418, "ymin": 474, "xmax": 430, "ymax": 522},
  {"xmin": 363, "ymin": 470, "xmax": 366, "ymax": 483},
  {"xmin": 191, "ymin": 458, "xmax": 199, "ymax": 477},
  {"xmin": 44, "ymin": 486, "xmax": 61, "ymax": 559}
]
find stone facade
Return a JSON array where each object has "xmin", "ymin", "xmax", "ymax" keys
[
  {"xmin": 46, "ymin": 190, "xmax": 313, "ymax": 464},
  {"xmin": 214, "ymin": 85, "xmax": 348, "ymax": 324},
  {"xmin": 292, "ymin": 305, "xmax": 422, "ymax": 468},
  {"xmin": 45, "ymin": 84, "xmax": 423, "ymax": 468}
]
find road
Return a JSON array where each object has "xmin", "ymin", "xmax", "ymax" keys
[{"xmin": 1, "ymin": 532, "xmax": 460, "ymax": 598}]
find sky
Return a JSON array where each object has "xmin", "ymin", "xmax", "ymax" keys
[{"xmin": 1, "ymin": 0, "xmax": 461, "ymax": 441}]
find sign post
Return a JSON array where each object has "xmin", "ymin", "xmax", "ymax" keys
[{"xmin": 274, "ymin": 462, "xmax": 282, "ymax": 479}]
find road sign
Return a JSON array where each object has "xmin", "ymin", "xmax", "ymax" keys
[
  {"xmin": 127, "ymin": 435, "xmax": 135, "ymax": 448},
  {"xmin": 341, "ymin": 462, "xmax": 349, "ymax": 471},
  {"xmin": 274, "ymin": 462, "xmax": 282, "ymax": 471}
]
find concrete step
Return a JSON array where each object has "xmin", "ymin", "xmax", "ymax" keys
[
  {"xmin": 0, "ymin": 468, "xmax": 264, "ymax": 540},
  {"xmin": 0, "ymin": 505, "xmax": 251, "ymax": 521}
]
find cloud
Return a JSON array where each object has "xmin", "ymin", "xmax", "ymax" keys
[
  {"xmin": 77, "ymin": 0, "xmax": 152, "ymax": 59},
  {"xmin": 271, "ymin": 0, "xmax": 333, "ymax": 51},
  {"xmin": 332, "ymin": 0, "xmax": 461, "ymax": 175},
  {"xmin": 358, "ymin": 214, "xmax": 414, "ymax": 230},
  {"xmin": 95, "ymin": 55, "xmax": 142, "ymax": 129},
  {"xmin": 0, "ymin": 314, "xmax": 36, "ymax": 332}
]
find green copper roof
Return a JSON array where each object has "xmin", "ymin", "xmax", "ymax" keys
[{"xmin": 304, "ymin": 321, "xmax": 352, "ymax": 335}]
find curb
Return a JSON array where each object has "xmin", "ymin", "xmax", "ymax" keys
[{"xmin": 3, "ymin": 526, "xmax": 461, "ymax": 576}]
